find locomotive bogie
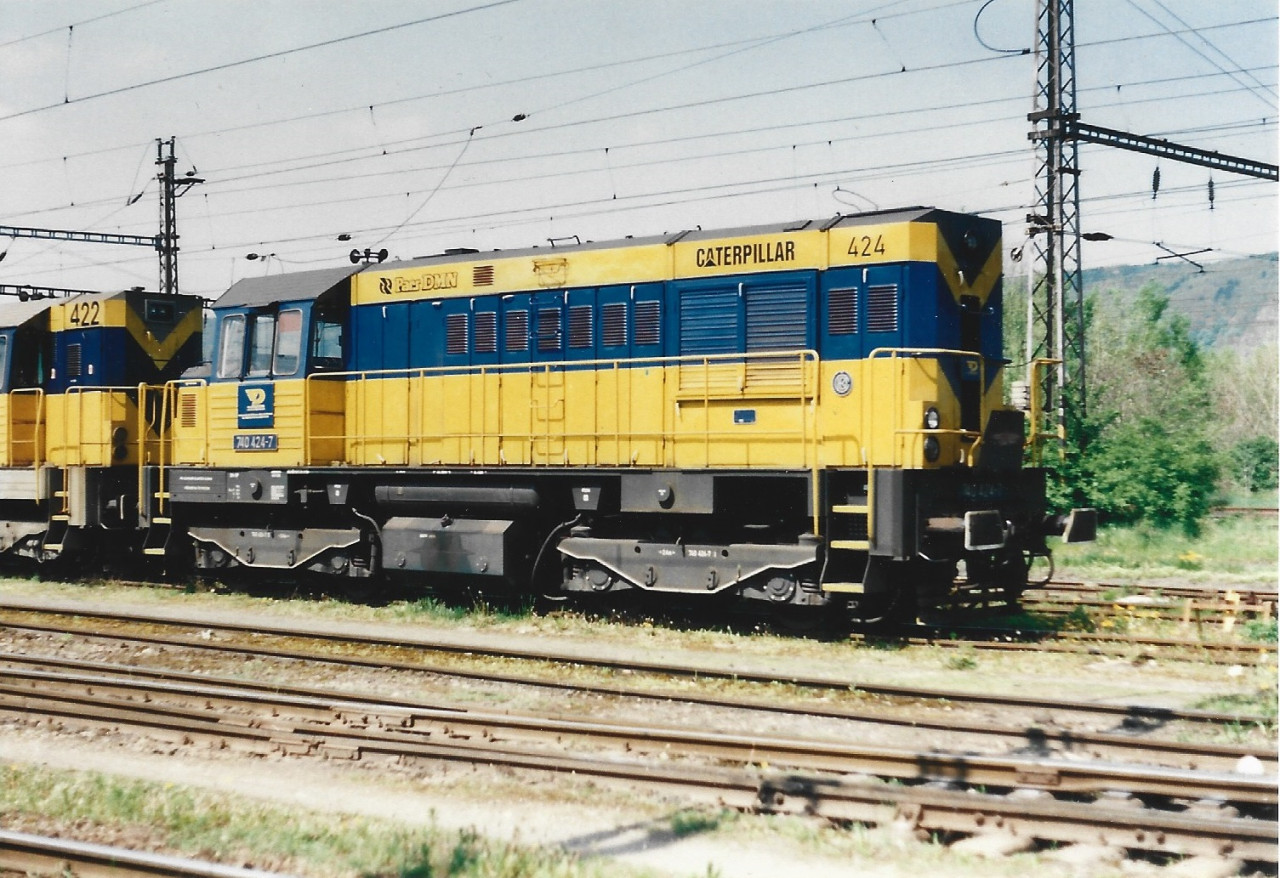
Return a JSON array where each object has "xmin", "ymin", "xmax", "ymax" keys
[{"xmin": 189, "ymin": 524, "xmax": 370, "ymax": 576}]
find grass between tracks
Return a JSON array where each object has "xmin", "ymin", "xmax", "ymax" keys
[
  {"xmin": 1051, "ymin": 515, "xmax": 1278, "ymax": 586},
  {"xmin": 0, "ymin": 763, "xmax": 627, "ymax": 878}
]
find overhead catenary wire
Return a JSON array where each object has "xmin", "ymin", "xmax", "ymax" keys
[
  {"xmin": 9, "ymin": 47, "xmax": 1272, "ymax": 226},
  {"xmin": 10, "ymin": 71, "xmax": 1270, "ymax": 242},
  {"xmin": 1, "ymin": 44, "xmax": 1270, "ymax": 180},
  {"xmin": 14, "ymin": 154, "xmax": 1266, "ymax": 284},
  {"xmin": 0, "ymin": 0, "xmax": 525, "ymax": 124},
  {"xmin": 0, "ymin": 3, "xmax": 1272, "ymax": 296},
  {"xmin": 6, "ymin": 104, "xmax": 1272, "ymax": 275},
  {"xmin": 13, "ymin": 175, "xmax": 1270, "ymax": 299},
  {"xmin": 1126, "ymin": 0, "xmax": 1277, "ymax": 108},
  {"xmin": 0, "ymin": 0, "xmax": 165, "ymax": 51}
]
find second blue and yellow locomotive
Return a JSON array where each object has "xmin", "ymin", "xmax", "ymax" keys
[{"xmin": 0, "ymin": 288, "xmax": 201, "ymax": 562}]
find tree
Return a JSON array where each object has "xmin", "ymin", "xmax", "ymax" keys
[
  {"xmin": 1209, "ymin": 342, "xmax": 1279, "ymax": 494},
  {"xmin": 1044, "ymin": 283, "xmax": 1222, "ymax": 534}
]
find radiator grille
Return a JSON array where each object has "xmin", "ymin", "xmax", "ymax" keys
[
  {"xmin": 866, "ymin": 284, "xmax": 899, "ymax": 333},
  {"xmin": 446, "ymin": 313, "xmax": 468, "ymax": 355},
  {"xmin": 474, "ymin": 312, "xmax": 497, "ymax": 353},
  {"xmin": 568, "ymin": 305, "xmax": 592, "ymax": 349},
  {"xmin": 829, "ymin": 287, "xmax": 858, "ymax": 335},
  {"xmin": 602, "ymin": 302, "xmax": 627, "ymax": 347},
  {"xmin": 536, "ymin": 307, "xmax": 561, "ymax": 352},
  {"xmin": 634, "ymin": 301, "xmax": 660, "ymax": 346},
  {"xmin": 505, "ymin": 310, "xmax": 528, "ymax": 352},
  {"xmin": 179, "ymin": 390, "xmax": 199, "ymax": 428}
]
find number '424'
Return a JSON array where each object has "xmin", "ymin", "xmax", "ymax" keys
[{"xmin": 847, "ymin": 234, "xmax": 887, "ymax": 258}]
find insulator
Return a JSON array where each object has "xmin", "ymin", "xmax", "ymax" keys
[
  {"xmin": 1208, "ymin": 178, "xmax": 1215, "ymax": 210},
  {"xmin": 1152, "ymin": 166, "xmax": 1161, "ymax": 200}
]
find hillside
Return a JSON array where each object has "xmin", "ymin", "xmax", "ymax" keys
[{"xmin": 1082, "ymin": 253, "xmax": 1278, "ymax": 352}]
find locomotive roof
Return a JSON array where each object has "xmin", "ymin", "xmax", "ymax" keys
[
  {"xmin": 205, "ymin": 206, "xmax": 998, "ymax": 309},
  {"xmin": 385, "ymin": 205, "xmax": 974, "ymax": 271},
  {"xmin": 0, "ymin": 296, "xmax": 60, "ymax": 329},
  {"xmin": 214, "ymin": 265, "xmax": 361, "ymax": 309},
  {"xmin": 0, "ymin": 287, "xmax": 146, "ymax": 328}
]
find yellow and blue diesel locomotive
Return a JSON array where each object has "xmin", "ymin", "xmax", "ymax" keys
[
  {"xmin": 0, "ymin": 289, "xmax": 202, "ymax": 563},
  {"xmin": 151, "ymin": 206, "xmax": 1093, "ymax": 620}
]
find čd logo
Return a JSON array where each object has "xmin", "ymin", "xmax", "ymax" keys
[{"xmin": 238, "ymin": 384, "xmax": 275, "ymax": 428}]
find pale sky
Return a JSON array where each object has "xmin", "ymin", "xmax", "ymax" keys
[{"xmin": 1, "ymin": 0, "xmax": 1275, "ymax": 301}]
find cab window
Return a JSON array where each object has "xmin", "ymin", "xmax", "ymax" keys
[
  {"xmin": 247, "ymin": 314, "xmax": 276, "ymax": 377},
  {"xmin": 217, "ymin": 315, "xmax": 246, "ymax": 378},
  {"xmin": 311, "ymin": 312, "xmax": 344, "ymax": 368},
  {"xmin": 0, "ymin": 335, "xmax": 9, "ymax": 392},
  {"xmin": 273, "ymin": 309, "xmax": 303, "ymax": 376}
]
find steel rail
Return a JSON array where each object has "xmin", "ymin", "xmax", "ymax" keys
[
  {"xmin": 1034, "ymin": 580, "xmax": 1278, "ymax": 598},
  {"xmin": 0, "ymin": 601, "xmax": 1269, "ymax": 727},
  {"xmin": 4, "ymin": 652, "xmax": 1273, "ymax": 776},
  {"xmin": 0, "ymin": 829, "xmax": 297, "ymax": 878},
  {"xmin": 1035, "ymin": 582, "xmax": 1276, "ymax": 598},
  {"xmin": 1019, "ymin": 599, "xmax": 1272, "ymax": 622},
  {"xmin": 1025, "ymin": 581, "xmax": 1278, "ymax": 621},
  {"xmin": 0, "ymin": 680, "xmax": 1274, "ymax": 862},
  {"xmin": 870, "ymin": 625, "xmax": 1277, "ymax": 665},
  {"xmin": 2, "ymin": 666, "xmax": 1275, "ymax": 807}
]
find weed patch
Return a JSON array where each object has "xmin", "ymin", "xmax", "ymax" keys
[
  {"xmin": 1243, "ymin": 618, "xmax": 1278, "ymax": 643},
  {"xmin": 0, "ymin": 765, "xmax": 618, "ymax": 878}
]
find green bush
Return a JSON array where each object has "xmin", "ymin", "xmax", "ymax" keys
[
  {"xmin": 1088, "ymin": 418, "xmax": 1221, "ymax": 535},
  {"xmin": 1229, "ymin": 436, "xmax": 1280, "ymax": 493}
]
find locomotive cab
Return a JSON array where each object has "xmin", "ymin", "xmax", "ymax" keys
[
  {"xmin": 161, "ymin": 266, "xmax": 370, "ymax": 580},
  {"xmin": 170, "ymin": 265, "xmax": 356, "ymax": 469}
]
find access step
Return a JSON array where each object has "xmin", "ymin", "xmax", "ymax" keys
[{"xmin": 821, "ymin": 581, "xmax": 865, "ymax": 594}]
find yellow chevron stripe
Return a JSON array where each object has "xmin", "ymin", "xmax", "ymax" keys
[
  {"xmin": 935, "ymin": 233, "xmax": 1002, "ymax": 305},
  {"xmin": 126, "ymin": 304, "xmax": 201, "ymax": 369}
]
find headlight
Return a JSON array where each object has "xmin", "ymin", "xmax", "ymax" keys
[
  {"xmin": 923, "ymin": 436, "xmax": 941, "ymax": 462},
  {"xmin": 923, "ymin": 407, "xmax": 941, "ymax": 430}
]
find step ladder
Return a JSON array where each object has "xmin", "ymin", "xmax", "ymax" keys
[
  {"xmin": 823, "ymin": 498, "xmax": 871, "ymax": 595},
  {"xmin": 142, "ymin": 516, "xmax": 171, "ymax": 557},
  {"xmin": 41, "ymin": 514, "xmax": 70, "ymax": 556}
]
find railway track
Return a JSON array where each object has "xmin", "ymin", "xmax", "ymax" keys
[
  {"xmin": 1, "ymin": 597, "xmax": 1272, "ymax": 730},
  {"xmin": 5, "ymin": 648, "xmax": 1273, "ymax": 778},
  {"xmin": 862, "ymin": 624, "xmax": 1277, "ymax": 666},
  {"xmin": 1033, "ymin": 579, "xmax": 1277, "ymax": 599},
  {"xmin": 1021, "ymin": 580, "xmax": 1276, "ymax": 625},
  {"xmin": 2, "ymin": 651, "xmax": 1275, "ymax": 866},
  {"xmin": 0, "ymin": 830, "xmax": 295, "ymax": 878}
]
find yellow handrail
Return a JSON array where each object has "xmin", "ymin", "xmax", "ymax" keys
[
  {"xmin": 1028, "ymin": 357, "xmax": 1064, "ymax": 466},
  {"xmin": 865, "ymin": 347, "xmax": 988, "ymax": 468}
]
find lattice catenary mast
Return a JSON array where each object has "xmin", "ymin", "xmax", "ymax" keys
[
  {"xmin": 0, "ymin": 137, "xmax": 202, "ymax": 298},
  {"xmin": 1025, "ymin": 0, "xmax": 1277, "ymax": 459}
]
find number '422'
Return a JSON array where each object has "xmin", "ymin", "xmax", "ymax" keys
[{"xmin": 69, "ymin": 301, "xmax": 102, "ymax": 326}]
